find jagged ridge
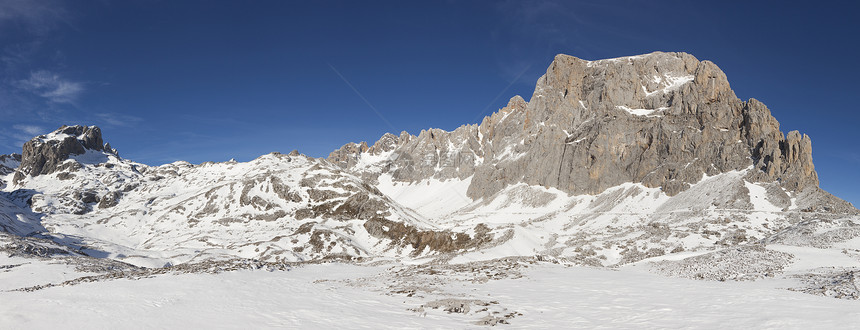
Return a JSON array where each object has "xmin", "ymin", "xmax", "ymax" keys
[{"xmin": 329, "ymin": 51, "xmax": 853, "ymax": 213}]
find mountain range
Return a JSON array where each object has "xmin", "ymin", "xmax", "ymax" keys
[{"xmin": 1, "ymin": 52, "xmax": 858, "ymax": 306}]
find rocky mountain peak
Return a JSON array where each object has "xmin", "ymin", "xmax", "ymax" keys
[
  {"xmin": 503, "ymin": 95, "xmax": 527, "ymax": 113},
  {"xmin": 13, "ymin": 125, "xmax": 116, "ymax": 183},
  {"xmin": 329, "ymin": 51, "xmax": 830, "ymax": 208},
  {"xmin": 471, "ymin": 50, "xmax": 811, "ymax": 198}
]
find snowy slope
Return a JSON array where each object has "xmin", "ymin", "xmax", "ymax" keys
[
  {"xmin": 2, "ymin": 140, "xmax": 492, "ymax": 267},
  {"xmin": 371, "ymin": 166, "xmax": 856, "ymax": 268},
  {"xmin": 0, "ymin": 128, "xmax": 857, "ymax": 328}
]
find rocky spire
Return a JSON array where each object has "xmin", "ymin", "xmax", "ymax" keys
[{"xmin": 13, "ymin": 125, "xmax": 114, "ymax": 183}]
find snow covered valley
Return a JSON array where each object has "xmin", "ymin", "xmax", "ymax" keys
[{"xmin": 3, "ymin": 252, "xmax": 859, "ymax": 328}]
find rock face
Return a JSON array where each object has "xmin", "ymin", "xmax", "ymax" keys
[
  {"xmin": 328, "ymin": 132, "xmax": 407, "ymax": 170},
  {"xmin": 13, "ymin": 125, "xmax": 111, "ymax": 184},
  {"xmin": 329, "ymin": 52, "xmax": 825, "ymax": 201},
  {"xmin": 0, "ymin": 154, "xmax": 21, "ymax": 175}
]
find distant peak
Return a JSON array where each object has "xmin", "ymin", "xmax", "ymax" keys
[
  {"xmin": 506, "ymin": 95, "xmax": 527, "ymax": 110},
  {"xmin": 36, "ymin": 125, "xmax": 106, "ymax": 151},
  {"xmin": 13, "ymin": 125, "xmax": 117, "ymax": 183}
]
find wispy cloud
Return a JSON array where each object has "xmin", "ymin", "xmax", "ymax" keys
[
  {"xmin": 12, "ymin": 124, "xmax": 45, "ymax": 136},
  {"xmin": 328, "ymin": 63, "xmax": 397, "ymax": 132},
  {"xmin": 486, "ymin": 0, "xmax": 592, "ymax": 91},
  {"xmin": 1, "ymin": 41, "xmax": 41, "ymax": 74},
  {"xmin": 18, "ymin": 70, "xmax": 84, "ymax": 104},
  {"xmin": 0, "ymin": 0, "xmax": 69, "ymax": 75},
  {"xmin": 0, "ymin": 0, "xmax": 79, "ymax": 154},
  {"xmin": 0, "ymin": 0, "xmax": 68, "ymax": 36},
  {"xmin": 95, "ymin": 113, "xmax": 143, "ymax": 127},
  {"xmin": 0, "ymin": 123, "xmax": 48, "ymax": 151}
]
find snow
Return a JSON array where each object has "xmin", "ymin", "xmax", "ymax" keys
[
  {"xmin": 449, "ymin": 226, "xmax": 543, "ymax": 263},
  {"xmin": 745, "ymin": 181, "xmax": 783, "ymax": 212},
  {"xmin": 69, "ymin": 149, "xmax": 110, "ymax": 164},
  {"xmin": 2, "ymin": 260, "xmax": 858, "ymax": 328},
  {"xmin": 0, "ymin": 263, "xmax": 464, "ymax": 328},
  {"xmin": 495, "ymin": 144, "xmax": 525, "ymax": 161},
  {"xmin": 585, "ymin": 54, "xmax": 646, "ymax": 67},
  {"xmin": 766, "ymin": 244, "xmax": 860, "ymax": 271},
  {"xmin": 39, "ymin": 132, "xmax": 72, "ymax": 143},
  {"xmin": 660, "ymin": 73, "xmax": 694, "ymax": 92},
  {"xmin": 616, "ymin": 105, "xmax": 667, "ymax": 117},
  {"xmin": 0, "ymin": 157, "xmax": 19, "ymax": 169},
  {"xmin": 644, "ymin": 73, "xmax": 695, "ymax": 96},
  {"xmin": 0, "ymin": 255, "xmax": 98, "ymax": 291},
  {"xmin": 406, "ymin": 167, "xmax": 814, "ymax": 267},
  {"xmin": 4, "ymin": 126, "xmax": 860, "ymax": 328},
  {"xmin": 493, "ymin": 265, "xmax": 859, "ymax": 328},
  {"xmin": 353, "ymin": 150, "xmax": 395, "ymax": 172},
  {"xmin": 4, "ymin": 53, "xmax": 860, "ymax": 328},
  {"xmin": 376, "ymin": 174, "xmax": 472, "ymax": 220},
  {"xmin": 3, "ymin": 151, "xmax": 435, "ymax": 266},
  {"xmin": 3, "ymin": 151, "xmax": 801, "ymax": 271}
]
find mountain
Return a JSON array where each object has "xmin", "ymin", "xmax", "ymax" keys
[
  {"xmin": 326, "ymin": 51, "xmax": 857, "ymax": 265},
  {"xmin": 330, "ymin": 52, "xmax": 846, "ymax": 207},
  {"xmin": 2, "ymin": 52, "xmax": 859, "ymax": 328},
  {"xmin": 0, "ymin": 126, "xmax": 498, "ymax": 267},
  {"xmin": 0, "ymin": 52, "xmax": 857, "ymax": 271}
]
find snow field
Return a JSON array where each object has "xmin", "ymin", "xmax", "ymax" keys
[{"xmin": 2, "ymin": 260, "xmax": 858, "ymax": 328}]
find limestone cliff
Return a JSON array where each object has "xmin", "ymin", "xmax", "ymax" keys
[{"xmin": 328, "ymin": 51, "xmax": 849, "ymax": 212}]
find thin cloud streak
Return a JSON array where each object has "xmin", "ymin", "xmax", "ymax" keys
[
  {"xmin": 0, "ymin": 124, "xmax": 44, "ymax": 151},
  {"xmin": 95, "ymin": 113, "xmax": 143, "ymax": 127},
  {"xmin": 12, "ymin": 124, "xmax": 45, "ymax": 135},
  {"xmin": 0, "ymin": 0, "xmax": 68, "ymax": 36},
  {"xmin": 327, "ymin": 63, "xmax": 397, "ymax": 132},
  {"xmin": 835, "ymin": 151, "xmax": 860, "ymax": 165},
  {"xmin": 470, "ymin": 63, "xmax": 532, "ymax": 124},
  {"xmin": 18, "ymin": 70, "xmax": 84, "ymax": 104}
]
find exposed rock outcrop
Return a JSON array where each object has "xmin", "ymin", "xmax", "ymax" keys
[
  {"xmin": 328, "ymin": 132, "xmax": 410, "ymax": 169},
  {"xmin": 329, "ymin": 51, "xmax": 837, "ymax": 208},
  {"xmin": 13, "ymin": 125, "xmax": 111, "ymax": 184}
]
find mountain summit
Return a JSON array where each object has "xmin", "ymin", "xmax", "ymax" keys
[
  {"xmin": 13, "ymin": 125, "xmax": 116, "ymax": 184},
  {"xmin": 330, "ymin": 51, "xmax": 851, "ymax": 213}
]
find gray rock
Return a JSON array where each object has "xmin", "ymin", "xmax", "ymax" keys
[
  {"xmin": 97, "ymin": 191, "xmax": 121, "ymax": 209},
  {"xmin": 329, "ymin": 51, "xmax": 852, "ymax": 213},
  {"xmin": 13, "ymin": 125, "xmax": 108, "ymax": 183}
]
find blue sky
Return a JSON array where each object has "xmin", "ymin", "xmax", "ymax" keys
[{"xmin": 1, "ymin": 0, "xmax": 858, "ymax": 205}]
